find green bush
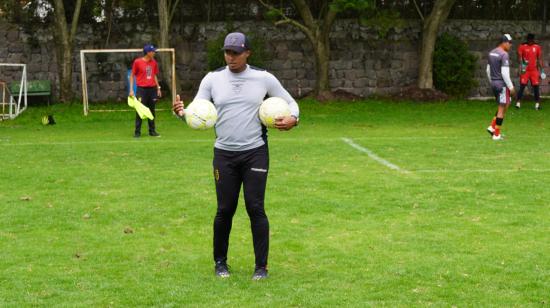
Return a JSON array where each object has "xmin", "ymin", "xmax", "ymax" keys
[
  {"xmin": 206, "ymin": 30, "xmax": 270, "ymax": 71},
  {"xmin": 433, "ymin": 33, "xmax": 478, "ymax": 97}
]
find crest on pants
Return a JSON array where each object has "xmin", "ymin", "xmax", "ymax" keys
[{"xmin": 214, "ymin": 169, "xmax": 220, "ymax": 182}]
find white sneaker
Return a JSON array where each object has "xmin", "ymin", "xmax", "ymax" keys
[
  {"xmin": 487, "ymin": 126, "xmax": 495, "ymax": 136},
  {"xmin": 535, "ymin": 103, "xmax": 541, "ymax": 110},
  {"xmin": 515, "ymin": 102, "xmax": 521, "ymax": 109},
  {"xmin": 492, "ymin": 134, "xmax": 504, "ymax": 141}
]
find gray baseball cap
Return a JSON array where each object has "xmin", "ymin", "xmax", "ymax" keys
[{"xmin": 222, "ymin": 32, "xmax": 250, "ymax": 53}]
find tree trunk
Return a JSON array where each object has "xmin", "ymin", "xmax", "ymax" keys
[
  {"xmin": 52, "ymin": 0, "xmax": 83, "ymax": 102},
  {"xmin": 59, "ymin": 45, "xmax": 73, "ymax": 102},
  {"xmin": 104, "ymin": 0, "xmax": 117, "ymax": 46},
  {"xmin": 290, "ymin": 0, "xmax": 336, "ymax": 96},
  {"xmin": 259, "ymin": 0, "xmax": 336, "ymax": 98},
  {"xmin": 158, "ymin": 0, "xmax": 179, "ymax": 95},
  {"xmin": 417, "ymin": 0, "xmax": 456, "ymax": 89},
  {"xmin": 312, "ymin": 32, "xmax": 331, "ymax": 96},
  {"xmin": 542, "ymin": 0, "xmax": 548, "ymax": 34}
]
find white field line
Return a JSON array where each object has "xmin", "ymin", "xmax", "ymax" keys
[
  {"xmin": 88, "ymin": 108, "xmax": 171, "ymax": 112},
  {"xmin": 1, "ymin": 135, "xmax": 549, "ymax": 146},
  {"xmin": 414, "ymin": 169, "xmax": 550, "ymax": 173},
  {"xmin": 341, "ymin": 137, "xmax": 409, "ymax": 173},
  {"xmin": 0, "ymin": 136, "xmax": 446, "ymax": 146},
  {"xmin": 2, "ymin": 137, "xmax": 549, "ymax": 173}
]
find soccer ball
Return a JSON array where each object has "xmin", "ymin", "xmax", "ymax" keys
[
  {"xmin": 259, "ymin": 97, "xmax": 291, "ymax": 128},
  {"xmin": 185, "ymin": 99, "xmax": 217, "ymax": 130}
]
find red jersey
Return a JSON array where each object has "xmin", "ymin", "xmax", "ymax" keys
[
  {"xmin": 518, "ymin": 43, "xmax": 541, "ymax": 71},
  {"xmin": 132, "ymin": 57, "xmax": 159, "ymax": 87}
]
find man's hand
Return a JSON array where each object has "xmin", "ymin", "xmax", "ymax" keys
[
  {"xmin": 510, "ymin": 87, "xmax": 516, "ymax": 97},
  {"xmin": 157, "ymin": 88, "xmax": 162, "ymax": 98},
  {"xmin": 172, "ymin": 94, "xmax": 185, "ymax": 116},
  {"xmin": 274, "ymin": 116, "xmax": 297, "ymax": 131}
]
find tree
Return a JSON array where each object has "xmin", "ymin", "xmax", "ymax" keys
[
  {"xmin": 413, "ymin": 0, "xmax": 456, "ymax": 89},
  {"xmin": 103, "ymin": 0, "xmax": 119, "ymax": 46},
  {"xmin": 259, "ymin": 0, "xmax": 373, "ymax": 98},
  {"xmin": 0, "ymin": 0, "xmax": 85, "ymax": 102},
  {"xmin": 542, "ymin": 0, "xmax": 547, "ymax": 34},
  {"xmin": 52, "ymin": 0, "xmax": 83, "ymax": 102},
  {"xmin": 433, "ymin": 33, "xmax": 478, "ymax": 96},
  {"xmin": 158, "ymin": 0, "xmax": 180, "ymax": 95}
]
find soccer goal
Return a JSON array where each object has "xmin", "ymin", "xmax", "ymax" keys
[
  {"xmin": 0, "ymin": 63, "xmax": 27, "ymax": 120},
  {"xmin": 80, "ymin": 48, "xmax": 176, "ymax": 116}
]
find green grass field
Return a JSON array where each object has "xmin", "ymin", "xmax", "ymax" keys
[{"xmin": 1, "ymin": 99, "xmax": 549, "ymax": 306}]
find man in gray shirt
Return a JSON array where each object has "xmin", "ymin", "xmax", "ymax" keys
[
  {"xmin": 486, "ymin": 34, "xmax": 516, "ymax": 140},
  {"xmin": 172, "ymin": 32, "xmax": 299, "ymax": 280}
]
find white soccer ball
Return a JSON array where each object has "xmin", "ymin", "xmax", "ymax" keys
[
  {"xmin": 185, "ymin": 99, "xmax": 217, "ymax": 130},
  {"xmin": 259, "ymin": 97, "xmax": 291, "ymax": 128}
]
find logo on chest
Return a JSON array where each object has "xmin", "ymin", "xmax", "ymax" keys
[{"xmin": 230, "ymin": 80, "xmax": 246, "ymax": 94}]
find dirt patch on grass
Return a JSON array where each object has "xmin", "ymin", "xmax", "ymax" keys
[
  {"xmin": 392, "ymin": 86, "xmax": 449, "ymax": 102},
  {"xmin": 305, "ymin": 89, "xmax": 364, "ymax": 102}
]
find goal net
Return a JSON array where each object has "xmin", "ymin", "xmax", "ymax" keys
[
  {"xmin": 80, "ymin": 48, "xmax": 176, "ymax": 115},
  {"xmin": 0, "ymin": 63, "xmax": 27, "ymax": 120}
]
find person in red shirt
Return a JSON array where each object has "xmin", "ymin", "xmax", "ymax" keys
[
  {"xmin": 515, "ymin": 33, "xmax": 544, "ymax": 110},
  {"xmin": 129, "ymin": 44, "xmax": 162, "ymax": 137}
]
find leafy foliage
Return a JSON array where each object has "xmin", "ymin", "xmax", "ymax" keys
[
  {"xmin": 433, "ymin": 33, "xmax": 478, "ymax": 97},
  {"xmin": 359, "ymin": 9, "xmax": 404, "ymax": 38},
  {"xmin": 330, "ymin": 0, "xmax": 374, "ymax": 12},
  {"xmin": 263, "ymin": 0, "xmax": 374, "ymax": 22},
  {"xmin": 1, "ymin": 2, "xmax": 50, "ymax": 48},
  {"xmin": 264, "ymin": 7, "xmax": 283, "ymax": 22},
  {"xmin": 376, "ymin": 0, "xmax": 547, "ymax": 20}
]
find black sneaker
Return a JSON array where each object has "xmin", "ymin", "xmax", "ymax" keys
[
  {"xmin": 252, "ymin": 266, "xmax": 268, "ymax": 280},
  {"xmin": 215, "ymin": 261, "xmax": 230, "ymax": 278},
  {"xmin": 133, "ymin": 132, "xmax": 141, "ymax": 138},
  {"xmin": 149, "ymin": 131, "xmax": 161, "ymax": 137}
]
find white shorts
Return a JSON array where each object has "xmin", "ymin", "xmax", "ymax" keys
[{"xmin": 493, "ymin": 86, "xmax": 510, "ymax": 105}]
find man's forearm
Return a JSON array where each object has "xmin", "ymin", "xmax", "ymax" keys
[
  {"xmin": 129, "ymin": 75, "xmax": 135, "ymax": 93},
  {"xmin": 502, "ymin": 66, "xmax": 514, "ymax": 89}
]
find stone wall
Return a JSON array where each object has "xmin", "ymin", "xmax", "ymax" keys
[{"xmin": 1, "ymin": 19, "xmax": 549, "ymax": 102}]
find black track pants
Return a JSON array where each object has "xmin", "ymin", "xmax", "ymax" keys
[
  {"xmin": 212, "ymin": 144, "xmax": 269, "ymax": 267},
  {"xmin": 134, "ymin": 86, "xmax": 157, "ymax": 134}
]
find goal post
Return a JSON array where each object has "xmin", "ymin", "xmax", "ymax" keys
[
  {"xmin": 0, "ymin": 63, "xmax": 27, "ymax": 120},
  {"xmin": 80, "ymin": 48, "xmax": 176, "ymax": 116}
]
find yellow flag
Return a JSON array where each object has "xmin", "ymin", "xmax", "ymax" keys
[{"xmin": 127, "ymin": 96, "xmax": 154, "ymax": 120}]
